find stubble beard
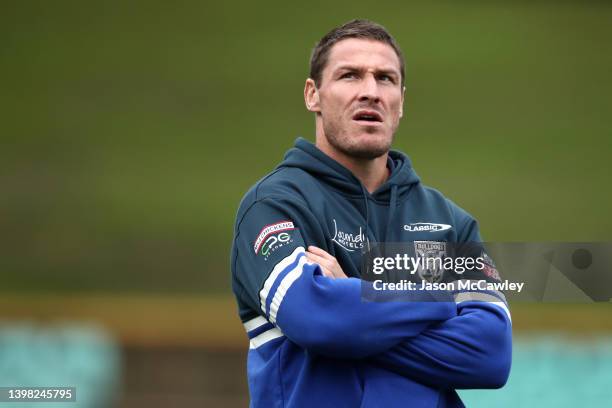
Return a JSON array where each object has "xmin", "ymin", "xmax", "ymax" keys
[{"xmin": 323, "ymin": 119, "xmax": 394, "ymax": 160}]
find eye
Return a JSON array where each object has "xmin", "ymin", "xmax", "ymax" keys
[
  {"xmin": 378, "ymin": 74, "xmax": 395, "ymax": 83},
  {"xmin": 340, "ymin": 72, "xmax": 357, "ymax": 80}
]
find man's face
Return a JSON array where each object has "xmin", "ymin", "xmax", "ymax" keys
[{"xmin": 307, "ymin": 38, "xmax": 404, "ymax": 159}]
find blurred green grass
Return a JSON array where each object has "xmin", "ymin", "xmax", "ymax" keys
[{"xmin": 1, "ymin": 1, "xmax": 611, "ymax": 293}]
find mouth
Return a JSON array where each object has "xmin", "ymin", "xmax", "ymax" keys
[{"xmin": 352, "ymin": 110, "xmax": 383, "ymax": 125}]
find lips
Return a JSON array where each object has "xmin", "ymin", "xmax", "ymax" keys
[{"xmin": 352, "ymin": 109, "xmax": 383, "ymax": 123}]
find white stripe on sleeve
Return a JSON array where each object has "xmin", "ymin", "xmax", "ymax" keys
[
  {"xmin": 268, "ymin": 256, "xmax": 312, "ymax": 324},
  {"xmin": 259, "ymin": 246, "xmax": 305, "ymax": 314},
  {"xmin": 454, "ymin": 279, "xmax": 507, "ymax": 304},
  {"xmin": 249, "ymin": 327, "xmax": 285, "ymax": 349},
  {"xmin": 454, "ymin": 291, "xmax": 512, "ymax": 323},
  {"xmin": 243, "ymin": 316, "xmax": 269, "ymax": 333}
]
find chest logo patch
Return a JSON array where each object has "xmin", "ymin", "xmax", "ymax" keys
[
  {"xmin": 331, "ymin": 219, "xmax": 365, "ymax": 252},
  {"xmin": 404, "ymin": 222, "xmax": 452, "ymax": 233}
]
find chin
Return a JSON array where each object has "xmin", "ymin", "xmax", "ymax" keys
[
  {"xmin": 358, "ymin": 132, "xmax": 392, "ymax": 150},
  {"xmin": 324, "ymin": 123, "xmax": 393, "ymax": 159},
  {"xmin": 345, "ymin": 138, "xmax": 391, "ymax": 159}
]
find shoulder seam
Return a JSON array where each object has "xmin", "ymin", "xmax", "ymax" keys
[
  {"xmin": 254, "ymin": 167, "xmax": 286, "ymax": 201},
  {"xmin": 234, "ymin": 194, "xmax": 308, "ymax": 240}
]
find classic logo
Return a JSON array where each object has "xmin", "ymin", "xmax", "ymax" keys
[
  {"xmin": 404, "ymin": 222, "xmax": 452, "ymax": 233},
  {"xmin": 331, "ymin": 219, "xmax": 365, "ymax": 252},
  {"xmin": 254, "ymin": 221, "xmax": 295, "ymax": 254},
  {"xmin": 414, "ymin": 241, "xmax": 447, "ymax": 283}
]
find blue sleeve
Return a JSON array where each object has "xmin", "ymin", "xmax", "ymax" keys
[
  {"xmin": 369, "ymin": 300, "xmax": 512, "ymax": 389},
  {"xmin": 368, "ymin": 210, "xmax": 512, "ymax": 389},
  {"xmin": 231, "ymin": 197, "xmax": 457, "ymax": 359}
]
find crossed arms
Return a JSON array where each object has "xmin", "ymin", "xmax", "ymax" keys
[
  {"xmin": 277, "ymin": 245, "xmax": 512, "ymax": 389},
  {"xmin": 234, "ymin": 199, "xmax": 512, "ymax": 390}
]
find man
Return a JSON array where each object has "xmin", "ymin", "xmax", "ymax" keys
[{"xmin": 230, "ymin": 19, "xmax": 511, "ymax": 407}]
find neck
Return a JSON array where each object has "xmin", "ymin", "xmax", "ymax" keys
[{"xmin": 316, "ymin": 135, "xmax": 389, "ymax": 194}]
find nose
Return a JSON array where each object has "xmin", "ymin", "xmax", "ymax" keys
[{"xmin": 358, "ymin": 74, "xmax": 380, "ymax": 103}]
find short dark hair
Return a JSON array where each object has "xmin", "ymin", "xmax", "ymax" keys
[{"xmin": 309, "ymin": 19, "xmax": 405, "ymax": 87}]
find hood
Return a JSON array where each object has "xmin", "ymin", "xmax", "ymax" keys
[
  {"xmin": 278, "ymin": 137, "xmax": 420, "ymax": 202},
  {"xmin": 277, "ymin": 137, "xmax": 421, "ymax": 244}
]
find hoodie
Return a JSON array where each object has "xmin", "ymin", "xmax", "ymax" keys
[{"xmin": 230, "ymin": 138, "xmax": 512, "ymax": 408}]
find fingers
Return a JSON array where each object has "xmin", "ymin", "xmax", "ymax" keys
[
  {"xmin": 305, "ymin": 252, "xmax": 333, "ymax": 275},
  {"xmin": 305, "ymin": 248, "xmax": 348, "ymax": 279},
  {"xmin": 306, "ymin": 255, "xmax": 334, "ymax": 278},
  {"xmin": 319, "ymin": 266, "xmax": 334, "ymax": 278},
  {"xmin": 308, "ymin": 245, "xmax": 333, "ymax": 260}
]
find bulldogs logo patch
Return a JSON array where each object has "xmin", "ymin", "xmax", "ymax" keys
[{"xmin": 414, "ymin": 241, "xmax": 447, "ymax": 283}]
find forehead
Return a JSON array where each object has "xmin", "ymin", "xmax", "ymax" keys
[{"xmin": 324, "ymin": 38, "xmax": 401, "ymax": 75}]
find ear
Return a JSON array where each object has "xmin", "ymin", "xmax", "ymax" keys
[
  {"xmin": 304, "ymin": 78, "xmax": 321, "ymax": 113},
  {"xmin": 399, "ymin": 85, "xmax": 406, "ymax": 118}
]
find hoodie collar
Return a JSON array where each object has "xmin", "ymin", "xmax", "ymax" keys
[{"xmin": 278, "ymin": 137, "xmax": 420, "ymax": 201}]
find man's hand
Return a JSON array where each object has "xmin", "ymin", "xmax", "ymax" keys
[{"xmin": 306, "ymin": 246, "xmax": 348, "ymax": 279}]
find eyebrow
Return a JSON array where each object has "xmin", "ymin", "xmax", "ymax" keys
[{"xmin": 334, "ymin": 64, "xmax": 400, "ymax": 77}]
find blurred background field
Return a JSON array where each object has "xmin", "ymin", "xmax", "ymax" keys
[{"xmin": 1, "ymin": 1, "xmax": 611, "ymax": 407}]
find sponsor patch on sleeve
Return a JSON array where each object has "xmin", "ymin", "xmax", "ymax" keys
[
  {"xmin": 254, "ymin": 221, "xmax": 296, "ymax": 254},
  {"xmin": 481, "ymin": 250, "xmax": 501, "ymax": 281}
]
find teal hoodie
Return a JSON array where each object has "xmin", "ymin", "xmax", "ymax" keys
[{"xmin": 230, "ymin": 137, "xmax": 512, "ymax": 408}]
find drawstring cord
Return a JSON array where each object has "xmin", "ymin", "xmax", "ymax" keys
[
  {"xmin": 360, "ymin": 184, "xmax": 371, "ymax": 251},
  {"xmin": 361, "ymin": 183, "xmax": 397, "ymax": 249},
  {"xmin": 384, "ymin": 184, "xmax": 398, "ymax": 244}
]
